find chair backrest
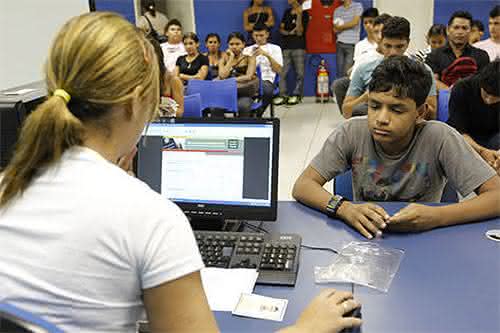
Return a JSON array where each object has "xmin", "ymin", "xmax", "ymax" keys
[
  {"xmin": 333, "ymin": 170, "xmax": 354, "ymax": 200},
  {"xmin": 186, "ymin": 78, "xmax": 238, "ymax": 113},
  {"xmin": 183, "ymin": 93, "xmax": 202, "ymax": 118},
  {"xmin": 437, "ymin": 89, "xmax": 450, "ymax": 122},
  {"xmin": 0, "ymin": 303, "xmax": 63, "ymax": 333},
  {"xmin": 333, "ymin": 170, "xmax": 458, "ymax": 203}
]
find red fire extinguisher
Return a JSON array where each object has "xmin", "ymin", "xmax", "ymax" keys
[{"xmin": 316, "ymin": 59, "xmax": 330, "ymax": 103}]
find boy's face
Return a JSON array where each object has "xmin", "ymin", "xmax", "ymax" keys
[
  {"xmin": 469, "ymin": 26, "xmax": 483, "ymax": 44},
  {"xmin": 372, "ymin": 23, "xmax": 383, "ymax": 43},
  {"xmin": 380, "ymin": 37, "xmax": 409, "ymax": 57},
  {"xmin": 166, "ymin": 25, "xmax": 182, "ymax": 44},
  {"xmin": 363, "ymin": 17, "xmax": 375, "ymax": 35},
  {"xmin": 490, "ymin": 16, "xmax": 500, "ymax": 41},
  {"xmin": 367, "ymin": 90, "xmax": 424, "ymax": 154},
  {"xmin": 252, "ymin": 30, "xmax": 269, "ymax": 46},
  {"xmin": 428, "ymin": 35, "xmax": 446, "ymax": 49}
]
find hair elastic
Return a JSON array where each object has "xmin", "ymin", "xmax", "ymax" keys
[{"xmin": 53, "ymin": 89, "xmax": 71, "ymax": 104}]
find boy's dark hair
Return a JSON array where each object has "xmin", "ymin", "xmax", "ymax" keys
[
  {"xmin": 368, "ymin": 56, "xmax": 432, "ymax": 108},
  {"xmin": 253, "ymin": 22, "xmax": 270, "ymax": 32},
  {"xmin": 478, "ymin": 60, "xmax": 500, "ymax": 97},
  {"xmin": 183, "ymin": 32, "xmax": 199, "ymax": 43},
  {"xmin": 382, "ymin": 16, "xmax": 410, "ymax": 41},
  {"xmin": 165, "ymin": 19, "xmax": 182, "ymax": 33},
  {"xmin": 490, "ymin": 5, "xmax": 500, "ymax": 18},
  {"xmin": 373, "ymin": 13, "xmax": 392, "ymax": 27},
  {"xmin": 362, "ymin": 7, "xmax": 379, "ymax": 19},
  {"xmin": 472, "ymin": 19, "xmax": 485, "ymax": 32},
  {"xmin": 427, "ymin": 24, "xmax": 447, "ymax": 38},
  {"xmin": 448, "ymin": 11, "xmax": 473, "ymax": 26},
  {"xmin": 205, "ymin": 33, "xmax": 221, "ymax": 43},
  {"xmin": 227, "ymin": 32, "xmax": 246, "ymax": 43}
]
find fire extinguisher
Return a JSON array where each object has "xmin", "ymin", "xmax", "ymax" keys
[{"xmin": 316, "ymin": 59, "xmax": 330, "ymax": 103}]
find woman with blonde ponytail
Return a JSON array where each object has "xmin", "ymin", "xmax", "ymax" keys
[{"xmin": 0, "ymin": 12, "xmax": 217, "ymax": 332}]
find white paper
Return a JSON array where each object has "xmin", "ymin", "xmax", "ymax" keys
[
  {"xmin": 2, "ymin": 88, "xmax": 36, "ymax": 95},
  {"xmin": 200, "ymin": 268, "xmax": 259, "ymax": 312},
  {"xmin": 233, "ymin": 293, "xmax": 288, "ymax": 322},
  {"xmin": 302, "ymin": 0, "xmax": 312, "ymax": 10}
]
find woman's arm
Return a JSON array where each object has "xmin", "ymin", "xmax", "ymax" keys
[
  {"xmin": 243, "ymin": 9, "xmax": 253, "ymax": 32},
  {"xmin": 218, "ymin": 53, "xmax": 234, "ymax": 79},
  {"xmin": 265, "ymin": 7, "xmax": 275, "ymax": 28},
  {"xmin": 235, "ymin": 55, "xmax": 256, "ymax": 83},
  {"xmin": 143, "ymin": 271, "xmax": 218, "ymax": 332}
]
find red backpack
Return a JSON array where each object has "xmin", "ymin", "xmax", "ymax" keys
[{"xmin": 441, "ymin": 56, "xmax": 478, "ymax": 87}]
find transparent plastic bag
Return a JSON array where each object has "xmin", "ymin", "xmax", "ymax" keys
[{"xmin": 314, "ymin": 241, "xmax": 404, "ymax": 293}]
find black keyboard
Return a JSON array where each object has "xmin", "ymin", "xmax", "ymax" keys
[{"xmin": 194, "ymin": 230, "xmax": 301, "ymax": 286}]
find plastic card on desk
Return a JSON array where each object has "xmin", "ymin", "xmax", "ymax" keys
[{"xmin": 314, "ymin": 241, "xmax": 404, "ymax": 293}]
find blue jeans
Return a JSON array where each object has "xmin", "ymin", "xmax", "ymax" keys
[
  {"xmin": 279, "ymin": 49, "xmax": 305, "ymax": 97},
  {"xmin": 336, "ymin": 41, "xmax": 355, "ymax": 79}
]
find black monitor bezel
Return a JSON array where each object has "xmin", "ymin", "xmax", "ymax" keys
[{"xmin": 137, "ymin": 117, "xmax": 280, "ymax": 222}]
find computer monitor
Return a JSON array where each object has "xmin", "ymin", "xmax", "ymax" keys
[{"xmin": 136, "ymin": 118, "xmax": 280, "ymax": 230}]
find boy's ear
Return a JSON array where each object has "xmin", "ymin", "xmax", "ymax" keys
[{"xmin": 416, "ymin": 103, "xmax": 428, "ymax": 121}]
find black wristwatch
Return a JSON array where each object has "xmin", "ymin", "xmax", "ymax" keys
[{"xmin": 325, "ymin": 195, "xmax": 346, "ymax": 218}]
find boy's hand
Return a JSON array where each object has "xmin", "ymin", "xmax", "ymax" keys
[
  {"xmin": 386, "ymin": 203, "xmax": 440, "ymax": 232},
  {"xmin": 337, "ymin": 201, "xmax": 389, "ymax": 239},
  {"xmin": 480, "ymin": 149, "xmax": 500, "ymax": 174}
]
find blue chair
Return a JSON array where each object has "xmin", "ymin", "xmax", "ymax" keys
[
  {"xmin": 0, "ymin": 302, "xmax": 64, "ymax": 333},
  {"xmin": 183, "ymin": 93, "xmax": 202, "ymax": 118},
  {"xmin": 186, "ymin": 78, "xmax": 238, "ymax": 114},
  {"xmin": 437, "ymin": 89, "xmax": 450, "ymax": 122},
  {"xmin": 333, "ymin": 170, "xmax": 458, "ymax": 203}
]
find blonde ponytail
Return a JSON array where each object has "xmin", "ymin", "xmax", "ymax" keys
[{"xmin": 0, "ymin": 12, "xmax": 159, "ymax": 207}]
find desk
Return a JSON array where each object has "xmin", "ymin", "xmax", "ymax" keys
[{"xmin": 215, "ymin": 201, "xmax": 500, "ymax": 332}]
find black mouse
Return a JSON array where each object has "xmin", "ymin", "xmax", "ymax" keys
[{"xmin": 340, "ymin": 307, "xmax": 362, "ymax": 333}]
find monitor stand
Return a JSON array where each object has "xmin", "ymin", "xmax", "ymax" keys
[{"xmin": 189, "ymin": 215, "xmax": 243, "ymax": 232}]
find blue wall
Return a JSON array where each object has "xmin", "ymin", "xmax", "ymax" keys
[
  {"xmin": 194, "ymin": 0, "xmax": 372, "ymax": 96},
  {"xmin": 93, "ymin": 0, "xmax": 136, "ymax": 23},
  {"xmin": 434, "ymin": 0, "xmax": 497, "ymax": 39}
]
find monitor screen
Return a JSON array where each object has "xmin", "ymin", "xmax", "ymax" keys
[{"xmin": 136, "ymin": 118, "xmax": 279, "ymax": 222}]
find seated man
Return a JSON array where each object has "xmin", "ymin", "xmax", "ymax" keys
[
  {"xmin": 333, "ymin": 13, "xmax": 390, "ymax": 114},
  {"xmin": 293, "ymin": 56, "xmax": 500, "ymax": 239},
  {"xmin": 447, "ymin": 60, "xmax": 500, "ymax": 174},
  {"xmin": 343, "ymin": 16, "xmax": 437, "ymax": 119},
  {"xmin": 352, "ymin": 7, "xmax": 380, "ymax": 66},
  {"xmin": 474, "ymin": 5, "xmax": 500, "ymax": 62},
  {"xmin": 161, "ymin": 19, "xmax": 186, "ymax": 73},
  {"xmin": 243, "ymin": 22, "xmax": 283, "ymax": 117},
  {"xmin": 426, "ymin": 11, "xmax": 490, "ymax": 90}
]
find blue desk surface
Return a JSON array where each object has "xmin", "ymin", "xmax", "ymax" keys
[{"xmin": 215, "ymin": 201, "xmax": 500, "ymax": 333}]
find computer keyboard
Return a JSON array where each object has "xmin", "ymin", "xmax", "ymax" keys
[{"xmin": 194, "ymin": 230, "xmax": 302, "ymax": 286}]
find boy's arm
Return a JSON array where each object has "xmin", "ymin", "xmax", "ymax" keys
[
  {"xmin": 293, "ymin": 166, "xmax": 389, "ymax": 239},
  {"xmin": 388, "ymin": 176, "xmax": 500, "ymax": 232}
]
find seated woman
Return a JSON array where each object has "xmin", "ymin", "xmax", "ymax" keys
[
  {"xmin": 147, "ymin": 34, "xmax": 184, "ymax": 117},
  {"xmin": 218, "ymin": 32, "xmax": 258, "ymax": 118},
  {"xmin": 243, "ymin": 0, "xmax": 275, "ymax": 44},
  {"xmin": 0, "ymin": 12, "xmax": 362, "ymax": 333},
  {"xmin": 203, "ymin": 33, "xmax": 224, "ymax": 79},
  {"xmin": 175, "ymin": 33, "xmax": 209, "ymax": 85}
]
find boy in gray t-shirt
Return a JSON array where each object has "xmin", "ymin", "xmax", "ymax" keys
[{"xmin": 293, "ymin": 56, "xmax": 500, "ymax": 239}]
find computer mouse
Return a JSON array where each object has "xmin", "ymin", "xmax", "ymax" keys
[{"xmin": 340, "ymin": 307, "xmax": 362, "ymax": 333}]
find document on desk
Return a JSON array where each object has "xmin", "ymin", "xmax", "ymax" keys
[{"xmin": 200, "ymin": 268, "xmax": 259, "ymax": 312}]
